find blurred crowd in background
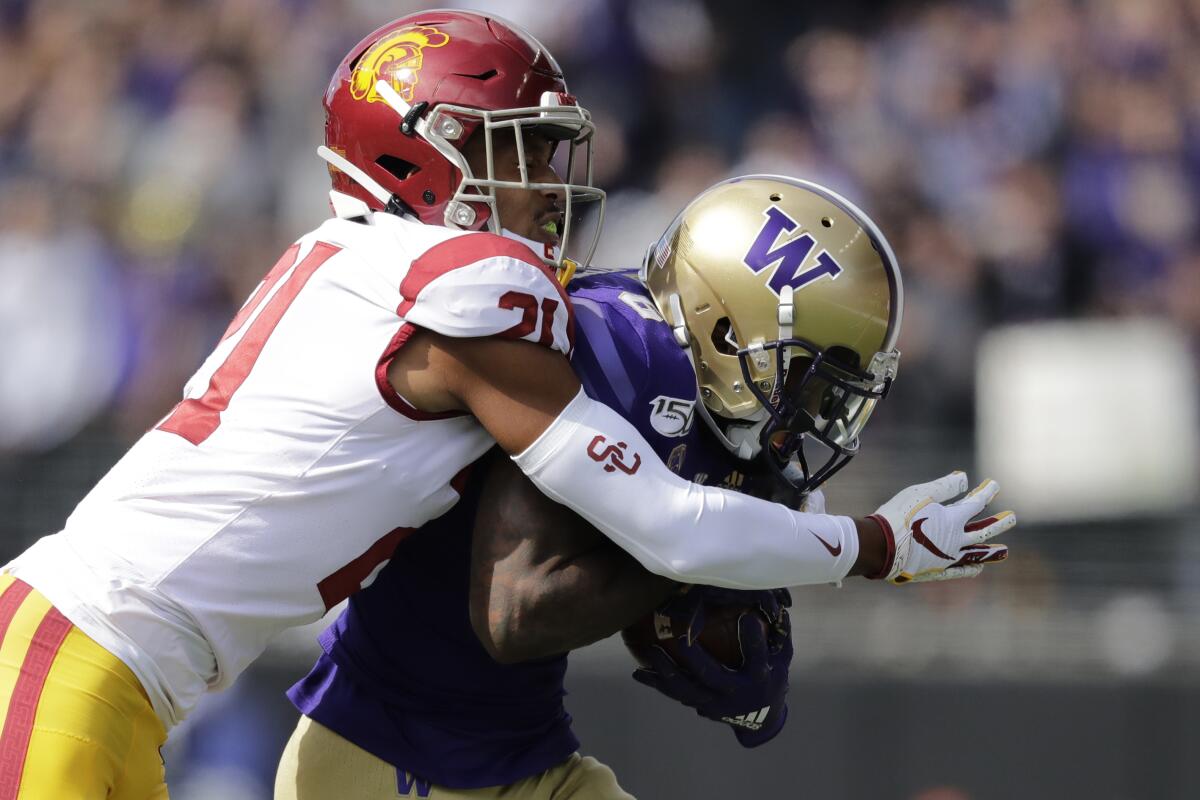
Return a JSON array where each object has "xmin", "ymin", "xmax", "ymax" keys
[
  {"xmin": 2, "ymin": 1, "xmax": 1199, "ymax": 797},
  {"xmin": 2, "ymin": 0, "xmax": 1199, "ymax": 455}
]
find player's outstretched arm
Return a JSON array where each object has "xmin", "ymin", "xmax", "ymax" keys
[
  {"xmin": 467, "ymin": 449, "xmax": 676, "ymax": 664},
  {"xmin": 392, "ymin": 332, "xmax": 1013, "ymax": 588}
]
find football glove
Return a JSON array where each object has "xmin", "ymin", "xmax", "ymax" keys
[
  {"xmin": 631, "ymin": 587, "xmax": 793, "ymax": 748},
  {"xmin": 867, "ymin": 471, "xmax": 1015, "ymax": 584}
]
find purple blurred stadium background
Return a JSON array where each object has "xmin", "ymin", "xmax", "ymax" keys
[{"xmin": 2, "ymin": 1, "xmax": 1198, "ymax": 797}]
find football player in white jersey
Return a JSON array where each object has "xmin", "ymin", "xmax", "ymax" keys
[{"xmin": 0, "ymin": 11, "xmax": 1013, "ymax": 799}]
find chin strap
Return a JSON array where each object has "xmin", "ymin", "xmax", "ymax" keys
[
  {"xmin": 317, "ymin": 146, "xmax": 393, "ymax": 208},
  {"xmin": 724, "ymin": 415, "xmax": 770, "ymax": 460},
  {"xmin": 693, "ymin": 397, "xmax": 765, "ymax": 461},
  {"xmin": 327, "ymin": 190, "xmax": 371, "ymax": 219}
]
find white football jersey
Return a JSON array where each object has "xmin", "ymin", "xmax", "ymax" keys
[{"xmin": 4, "ymin": 195, "xmax": 574, "ymax": 728}]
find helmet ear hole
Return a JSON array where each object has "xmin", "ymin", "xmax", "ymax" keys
[
  {"xmin": 375, "ymin": 155, "xmax": 420, "ymax": 182},
  {"xmin": 824, "ymin": 345, "xmax": 861, "ymax": 371},
  {"xmin": 711, "ymin": 317, "xmax": 738, "ymax": 356}
]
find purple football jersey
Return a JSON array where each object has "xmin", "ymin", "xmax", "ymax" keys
[{"xmin": 287, "ymin": 272, "xmax": 758, "ymax": 788}]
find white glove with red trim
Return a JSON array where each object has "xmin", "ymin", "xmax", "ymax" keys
[{"xmin": 867, "ymin": 471, "xmax": 1015, "ymax": 584}]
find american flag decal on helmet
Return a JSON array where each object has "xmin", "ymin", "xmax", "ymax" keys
[{"xmin": 654, "ymin": 240, "xmax": 672, "ymax": 271}]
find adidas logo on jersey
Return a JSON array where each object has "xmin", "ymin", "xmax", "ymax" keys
[{"xmin": 720, "ymin": 706, "xmax": 771, "ymax": 730}]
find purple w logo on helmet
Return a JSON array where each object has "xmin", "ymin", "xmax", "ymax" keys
[{"xmin": 744, "ymin": 206, "xmax": 844, "ymax": 295}]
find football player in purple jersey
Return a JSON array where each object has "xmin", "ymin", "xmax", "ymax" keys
[{"xmin": 275, "ymin": 175, "xmax": 1015, "ymax": 799}]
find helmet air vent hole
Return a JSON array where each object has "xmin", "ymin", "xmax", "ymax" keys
[
  {"xmin": 821, "ymin": 216, "xmax": 833, "ymax": 228},
  {"xmin": 375, "ymin": 155, "xmax": 420, "ymax": 181},
  {"xmin": 347, "ymin": 47, "xmax": 370, "ymax": 73},
  {"xmin": 712, "ymin": 318, "xmax": 738, "ymax": 356},
  {"xmin": 769, "ymin": 193, "xmax": 781, "ymax": 202},
  {"xmin": 453, "ymin": 69, "xmax": 499, "ymax": 81}
]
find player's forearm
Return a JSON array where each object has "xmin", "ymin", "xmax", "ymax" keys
[
  {"xmin": 469, "ymin": 451, "xmax": 677, "ymax": 664},
  {"xmin": 478, "ymin": 546, "xmax": 675, "ymax": 663},
  {"xmin": 539, "ymin": 553, "xmax": 677, "ymax": 653},
  {"xmin": 514, "ymin": 389, "xmax": 882, "ymax": 588}
]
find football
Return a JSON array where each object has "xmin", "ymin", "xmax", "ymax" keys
[{"xmin": 621, "ymin": 600, "xmax": 770, "ymax": 670}]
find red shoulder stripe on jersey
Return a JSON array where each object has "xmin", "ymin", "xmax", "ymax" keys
[
  {"xmin": 221, "ymin": 243, "xmax": 300, "ymax": 342},
  {"xmin": 159, "ymin": 242, "xmax": 341, "ymax": 445},
  {"xmin": 375, "ymin": 322, "xmax": 468, "ymax": 421},
  {"xmin": 0, "ymin": 604, "xmax": 72, "ymax": 799},
  {"xmin": 450, "ymin": 461, "xmax": 474, "ymax": 496},
  {"xmin": 398, "ymin": 233, "xmax": 575, "ymax": 349},
  {"xmin": 317, "ymin": 526, "xmax": 415, "ymax": 611},
  {"xmin": 314, "ymin": 462, "xmax": 477, "ymax": 609}
]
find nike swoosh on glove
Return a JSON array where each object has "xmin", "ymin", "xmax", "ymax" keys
[{"xmin": 868, "ymin": 471, "xmax": 1016, "ymax": 584}]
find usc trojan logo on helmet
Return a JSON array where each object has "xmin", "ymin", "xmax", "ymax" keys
[{"xmin": 350, "ymin": 26, "xmax": 450, "ymax": 104}]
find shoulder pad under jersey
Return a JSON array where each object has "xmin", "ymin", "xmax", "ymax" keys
[
  {"xmin": 399, "ymin": 233, "xmax": 574, "ymax": 355},
  {"xmin": 568, "ymin": 272, "xmax": 701, "ymax": 459}
]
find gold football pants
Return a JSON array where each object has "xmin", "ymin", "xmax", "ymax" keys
[
  {"xmin": 275, "ymin": 715, "xmax": 635, "ymax": 800},
  {"xmin": 0, "ymin": 574, "xmax": 168, "ymax": 800}
]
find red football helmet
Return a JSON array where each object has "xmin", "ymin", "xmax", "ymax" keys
[{"xmin": 321, "ymin": 10, "xmax": 605, "ymax": 271}]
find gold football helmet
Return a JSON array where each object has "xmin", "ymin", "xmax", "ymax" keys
[{"xmin": 640, "ymin": 175, "xmax": 902, "ymax": 493}]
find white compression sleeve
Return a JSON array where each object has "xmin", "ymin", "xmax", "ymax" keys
[{"xmin": 512, "ymin": 388, "xmax": 860, "ymax": 589}]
